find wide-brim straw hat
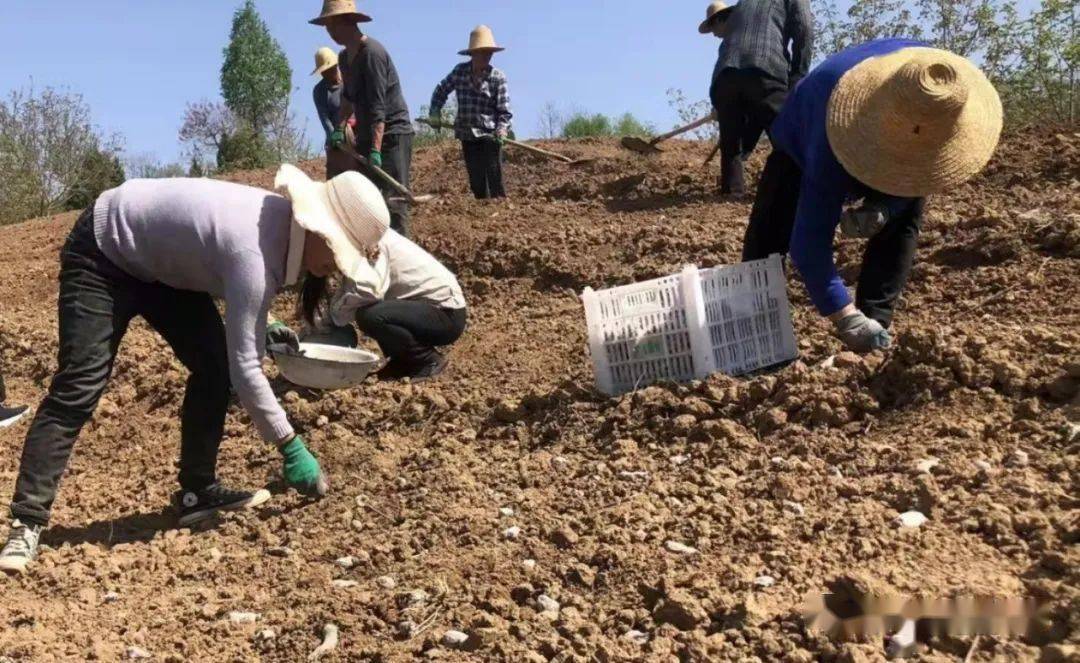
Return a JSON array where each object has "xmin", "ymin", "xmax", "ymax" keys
[
  {"xmin": 309, "ymin": 0, "xmax": 371, "ymax": 26},
  {"xmin": 274, "ymin": 164, "xmax": 389, "ymax": 281},
  {"xmin": 699, "ymin": 1, "xmax": 735, "ymax": 33},
  {"xmin": 312, "ymin": 47, "xmax": 339, "ymax": 76},
  {"xmin": 827, "ymin": 47, "xmax": 1003, "ymax": 197},
  {"xmin": 459, "ymin": 25, "xmax": 505, "ymax": 56}
]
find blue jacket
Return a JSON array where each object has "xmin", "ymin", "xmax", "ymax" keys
[{"xmin": 771, "ymin": 38, "xmax": 924, "ymax": 316}]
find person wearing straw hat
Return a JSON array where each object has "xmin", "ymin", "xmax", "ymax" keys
[
  {"xmin": 703, "ymin": 0, "xmax": 813, "ymax": 196},
  {"xmin": 311, "ymin": 47, "xmax": 351, "ymax": 179},
  {"xmin": 429, "ymin": 25, "xmax": 513, "ymax": 200},
  {"xmin": 741, "ymin": 38, "xmax": 1002, "ymax": 353},
  {"xmin": 0, "ymin": 167, "xmax": 391, "ymax": 574},
  {"xmin": 311, "ymin": 0, "xmax": 415, "ymax": 237}
]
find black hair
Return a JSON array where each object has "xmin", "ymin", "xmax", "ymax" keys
[{"xmin": 299, "ymin": 275, "xmax": 330, "ymax": 326}]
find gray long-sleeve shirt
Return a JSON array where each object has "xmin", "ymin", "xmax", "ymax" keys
[
  {"xmin": 339, "ymin": 37, "xmax": 413, "ymax": 137},
  {"xmin": 93, "ymin": 178, "xmax": 295, "ymax": 443},
  {"xmin": 313, "ymin": 78, "xmax": 342, "ymax": 143},
  {"xmin": 713, "ymin": 0, "xmax": 814, "ymax": 86}
]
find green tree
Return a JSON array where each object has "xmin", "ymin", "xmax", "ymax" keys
[
  {"xmin": 220, "ymin": 0, "xmax": 291, "ymax": 129},
  {"xmin": 67, "ymin": 147, "xmax": 125, "ymax": 210},
  {"xmin": 996, "ymin": 0, "xmax": 1079, "ymax": 126}
]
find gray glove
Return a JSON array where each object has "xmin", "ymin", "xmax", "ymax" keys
[
  {"xmin": 840, "ymin": 203, "xmax": 888, "ymax": 239},
  {"xmin": 834, "ymin": 311, "xmax": 892, "ymax": 353},
  {"xmin": 266, "ymin": 322, "xmax": 301, "ymax": 356}
]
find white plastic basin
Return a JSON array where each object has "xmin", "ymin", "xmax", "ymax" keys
[{"xmin": 274, "ymin": 343, "xmax": 382, "ymax": 390}]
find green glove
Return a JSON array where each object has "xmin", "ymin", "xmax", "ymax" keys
[
  {"xmin": 495, "ymin": 133, "xmax": 507, "ymax": 147},
  {"xmin": 369, "ymin": 150, "xmax": 383, "ymax": 168},
  {"xmin": 428, "ymin": 114, "xmax": 442, "ymax": 131},
  {"xmin": 279, "ymin": 436, "xmax": 328, "ymax": 497},
  {"xmin": 329, "ymin": 128, "xmax": 345, "ymax": 149}
]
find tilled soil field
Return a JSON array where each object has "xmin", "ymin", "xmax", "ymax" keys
[{"xmin": 0, "ymin": 133, "xmax": 1077, "ymax": 662}]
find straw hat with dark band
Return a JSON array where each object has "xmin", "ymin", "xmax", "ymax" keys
[
  {"xmin": 827, "ymin": 47, "xmax": 1003, "ymax": 197},
  {"xmin": 698, "ymin": 1, "xmax": 734, "ymax": 33},
  {"xmin": 459, "ymin": 25, "xmax": 505, "ymax": 56},
  {"xmin": 309, "ymin": 0, "xmax": 371, "ymax": 26}
]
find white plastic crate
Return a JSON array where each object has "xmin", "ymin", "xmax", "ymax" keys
[
  {"xmin": 581, "ymin": 255, "xmax": 797, "ymax": 395},
  {"xmin": 700, "ymin": 255, "xmax": 798, "ymax": 377}
]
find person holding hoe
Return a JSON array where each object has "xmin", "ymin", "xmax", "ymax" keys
[
  {"xmin": 311, "ymin": 0, "xmax": 415, "ymax": 237},
  {"xmin": 741, "ymin": 39, "xmax": 1002, "ymax": 353},
  {"xmin": 0, "ymin": 166, "xmax": 391, "ymax": 574},
  {"xmin": 429, "ymin": 25, "xmax": 513, "ymax": 200},
  {"xmin": 703, "ymin": 0, "xmax": 813, "ymax": 195},
  {"xmin": 311, "ymin": 46, "xmax": 351, "ymax": 179}
]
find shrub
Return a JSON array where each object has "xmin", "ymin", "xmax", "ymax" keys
[
  {"xmin": 216, "ymin": 124, "xmax": 274, "ymax": 172},
  {"xmin": 562, "ymin": 113, "xmax": 613, "ymax": 138}
]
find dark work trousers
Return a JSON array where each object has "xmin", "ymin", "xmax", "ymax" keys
[
  {"xmin": 355, "ymin": 133, "xmax": 414, "ymax": 238},
  {"xmin": 742, "ymin": 149, "xmax": 925, "ymax": 328},
  {"xmin": 10, "ymin": 210, "xmax": 231, "ymax": 527},
  {"xmin": 326, "ymin": 145, "xmax": 354, "ymax": 180},
  {"xmin": 461, "ymin": 139, "xmax": 506, "ymax": 199},
  {"xmin": 356, "ymin": 301, "xmax": 467, "ymax": 366},
  {"xmin": 710, "ymin": 68, "xmax": 789, "ymax": 195}
]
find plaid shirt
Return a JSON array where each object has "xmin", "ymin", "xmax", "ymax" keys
[
  {"xmin": 714, "ymin": 0, "xmax": 814, "ymax": 86},
  {"xmin": 430, "ymin": 63, "xmax": 512, "ymax": 140}
]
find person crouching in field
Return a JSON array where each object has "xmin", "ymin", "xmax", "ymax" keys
[
  {"xmin": 0, "ymin": 166, "xmax": 390, "ymax": 574},
  {"xmin": 742, "ymin": 39, "xmax": 1002, "ymax": 353},
  {"xmin": 284, "ymin": 231, "xmax": 468, "ymax": 382},
  {"xmin": 312, "ymin": 46, "xmax": 351, "ymax": 179},
  {"xmin": 429, "ymin": 25, "xmax": 513, "ymax": 200}
]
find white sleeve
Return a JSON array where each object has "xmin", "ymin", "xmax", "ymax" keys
[{"xmin": 329, "ymin": 251, "xmax": 389, "ymax": 326}]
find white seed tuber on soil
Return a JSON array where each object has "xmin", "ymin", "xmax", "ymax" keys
[
  {"xmin": 665, "ymin": 540, "xmax": 697, "ymax": 554},
  {"xmin": 442, "ymin": 629, "xmax": 469, "ymax": 647},
  {"xmin": 896, "ymin": 511, "xmax": 928, "ymax": 528},
  {"xmin": 308, "ymin": 623, "xmax": 339, "ymax": 661}
]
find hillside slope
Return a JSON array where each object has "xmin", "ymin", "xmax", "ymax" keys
[{"xmin": 0, "ymin": 134, "xmax": 1077, "ymax": 661}]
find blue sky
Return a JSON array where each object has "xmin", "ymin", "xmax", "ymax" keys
[{"xmin": 0, "ymin": 0, "xmax": 1039, "ymax": 165}]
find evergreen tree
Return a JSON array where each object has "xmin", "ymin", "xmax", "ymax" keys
[{"xmin": 220, "ymin": 0, "xmax": 292, "ymax": 129}]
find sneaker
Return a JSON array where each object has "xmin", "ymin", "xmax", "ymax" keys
[
  {"xmin": 0, "ymin": 404, "xmax": 29, "ymax": 429},
  {"xmin": 174, "ymin": 483, "xmax": 271, "ymax": 527},
  {"xmin": 376, "ymin": 353, "xmax": 449, "ymax": 383},
  {"xmin": 409, "ymin": 353, "xmax": 449, "ymax": 382},
  {"xmin": 0, "ymin": 520, "xmax": 42, "ymax": 574}
]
